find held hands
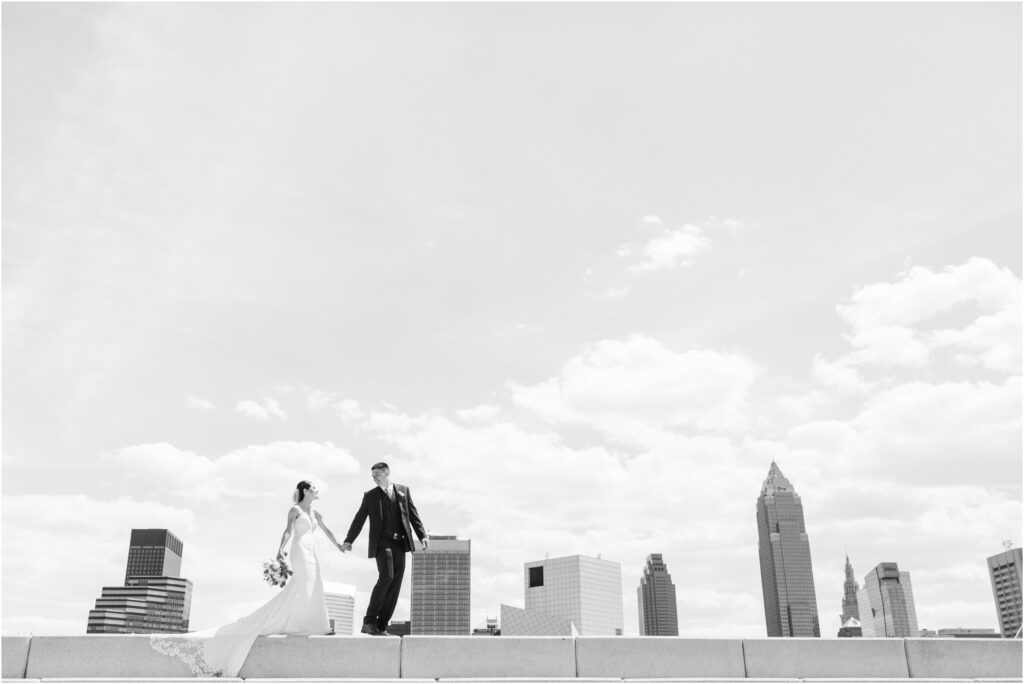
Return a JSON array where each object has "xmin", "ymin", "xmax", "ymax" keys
[{"xmin": 339, "ymin": 542, "xmax": 352, "ymax": 553}]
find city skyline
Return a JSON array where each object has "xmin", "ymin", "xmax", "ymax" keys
[
  {"xmin": 3, "ymin": 2, "xmax": 1020, "ymax": 638},
  {"xmin": 78, "ymin": 518, "xmax": 1013, "ymax": 638}
]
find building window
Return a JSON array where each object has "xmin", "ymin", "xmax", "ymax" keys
[{"xmin": 529, "ymin": 566, "xmax": 544, "ymax": 588}]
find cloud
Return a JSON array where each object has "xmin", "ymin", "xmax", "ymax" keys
[
  {"xmin": 831, "ymin": 258, "xmax": 1021, "ymax": 372},
  {"xmin": 776, "ymin": 390, "xmax": 828, "ymax": 419},
  {"xmin": 850, "ymin": 377, "xmax": 1021, "ymax": 489},
  {"xmin": 104, "ymin": 441, "xmax": 361, "ymax": 500},
  {"xmin": 235, "ymin": 397, "xmax": 287, "ymax": 421},
  {"xmin": 626, "ymin": 224, "xmax": 711, "ymax": 272},
  {"xmin": 509, "ymin": 335, "xmax": 759, "ymax": 433},
  {"xmin": 185, "ymin": 394, "xmax": 214, "ymax": 410},
  {"xmin": 455, "ymin": 404, "xmax": 502, "ymax": 422},
  {"xmin": 109, "ymin": 443, "xmax": 219, "ymax": 499},
  {"xmin": 604, "ymin": 286, "xmax": 630, "ymax": 300},
  {"xmin": 929, "ymin": 306, "xmax": 1021, "ymax": 372},
  {"xmin": 812, "ymin": 354, "xmax": 875, "ymax": 395},
  {"xmin": 306, "ymin": 390, "xmax": 368, "ymax": 424}
]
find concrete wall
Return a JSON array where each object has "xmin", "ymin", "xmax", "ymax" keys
[
  {"xmin": 237, "ymin": 634, "xmax": 401, "ymax": 679},
  {"xmin": 401, "ymin": 636, "xmax": 576, "ymax": 679},
  {"xmin": 23, "ymin": 635, "xmax": 197, "ymax": 679},
  {"xmin": 904, "ymin": 637, "xmax": 1023, "ymax": 679},
  {"xmin": 742, "ymin": 638, "xmax": 909, "ymax": 678},
  {"xmin": 2, "ymin": 634, "xmax": 1021, "ymax": 680},
  {"xmin": 1, "ymin": 637, "xmax": 30, "ymax": 679},
  {"xmin": 576, "ymin": 637, "xmax": 745, "ymax": 679}
]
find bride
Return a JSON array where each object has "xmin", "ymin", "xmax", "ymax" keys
[{"xmin": 151, "ymin": 480, "xmax": 345, "ymax": 677}]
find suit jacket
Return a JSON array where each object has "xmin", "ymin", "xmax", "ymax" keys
[{"xmin": 344, "ymin": 483, "xmax": 427, "ymax": 558}]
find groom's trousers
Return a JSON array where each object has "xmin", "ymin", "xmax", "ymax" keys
[{"xmin": 365, "ymin": 536, "xmax": 407, "ymax": 630}]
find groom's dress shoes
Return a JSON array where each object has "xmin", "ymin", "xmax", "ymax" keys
[{"xmin": 360, "ymin": 623, "xmax": 384, "ymax": 636}]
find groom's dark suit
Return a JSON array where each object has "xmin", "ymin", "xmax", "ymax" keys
[{"xmin": 344, "ymin": 484, "xmax": 426, "ymax": 631}]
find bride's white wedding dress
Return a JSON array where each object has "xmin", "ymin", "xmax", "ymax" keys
[{"xmin": 150, "ymin": 509, "xmax": 330, "ymax": 678}]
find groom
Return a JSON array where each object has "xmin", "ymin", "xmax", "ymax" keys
[{"xmin": 340, "ymin": 462, "xmax": 428, "ymax": 636}]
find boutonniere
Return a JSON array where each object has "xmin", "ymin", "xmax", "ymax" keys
[{"xmin": 397, "ymin": 490, "xmax": 405, "ymax": 497}]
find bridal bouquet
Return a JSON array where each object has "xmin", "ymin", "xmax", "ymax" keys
[{"xmin": 262, "ymin": 558, "xmax": 293, "ymax": 588}]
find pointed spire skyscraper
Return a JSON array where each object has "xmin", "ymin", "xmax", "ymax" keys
[
  {"xmin": 756, "ymin": 461, "xmax": 821, "ymax": 637},
  {"xmin": 841, "ymin": 555, "xmax": 860, "ymax": 624}
]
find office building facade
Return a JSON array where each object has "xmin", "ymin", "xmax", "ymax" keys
[
  {"xmin": 124, "ymin": 529, "xmax": 184, "ymax": 582},
  {"xmin": 323, "ymin": 582, "xmax": 356, "ymax": 636},
  {"xmin": 87, "ymin": 529, "xmax": 192, "ymax": 634},
  {"xmin": 987, "ymin": 547, "xmax": 1023, "ymax": 638},
  {"xmin": 524, "ymin": 554, "xmax": 623, "ymax": 635},
  {"xmin": 637, "ymin": 553, "xmax": 679, "ymax": 635},
  {"xmin": 857, "ymin": 562, "xmax": 919, "ymax": 638},
  {"xmin": 410, "ymin": 535, "xmax": 471, "ymax": 635},
  {"xmin": 756, "ymin": 462, "xmax": 821, "ymax": 636},
  {"xmin": 500, "ymin": 603, "xmax": 575, "ymax": 636}
]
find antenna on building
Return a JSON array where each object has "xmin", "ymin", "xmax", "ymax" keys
[
  {"xmin": 1003, "ymin": 539, "xmax": 1014, "ymax": 550},
  {"xmin": 597, "ymin": 552, "xmax": 601, "ymax": 559}
]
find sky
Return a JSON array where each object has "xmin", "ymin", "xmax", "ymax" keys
[{"xmin": 2, "ymin": 2, "xmax": 1021, "ymax": 638}]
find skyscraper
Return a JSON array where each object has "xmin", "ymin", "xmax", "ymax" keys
[
  {"xmin": 323, "ymin": 582, "xmax": 356, "ymax": 635},
  {"xmin": 987, "ymin": 546, "xmax": 1023, "ymax": 638},
  {"xmin": 524, "ymin": 554, "xmax": 623, "ymax": 635},
  {"xmin": 410, "ymin": 535, "xmax": 471, "ymax": 635},
  {"xmin": 756, "ymin": 461, "xmax": 820, "ymax": 637},
  {"xmin": 840, "ymin": 555, "xmax": 860, "ymax": 623},
  {"xmin": 637, "ymin": 553, "xmax": 679, "ymax": 635},
  {"xmin": 856, "ymin": 562, "xmax": 919, "ymax": 638},
  {"xmin": 124, "ymin": 529, "xmax": 184, "ymax": 582},
  {"xmin": 87, "ymin": 529, "xmax": 192, "ymax": 634},
  {"xmin": 837, "ymin": 555, "xmax": 861, "ymax": 637}
]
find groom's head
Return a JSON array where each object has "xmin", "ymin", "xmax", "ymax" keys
[{"xmin": 371, "ymin": 462, "xmax": 390, "ymax": 487}]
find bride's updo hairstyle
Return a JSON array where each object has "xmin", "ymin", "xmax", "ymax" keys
[{"xmin": 293, "ymin": 480, "xmax": 313, "ymax": 503}]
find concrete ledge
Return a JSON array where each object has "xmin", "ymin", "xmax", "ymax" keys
[
  {"xmin": 576, "ymin": 638, "xmax": 746, "ymax": 679},
  {"xmin": 5, "ymin": 634, "xmax": 1023, "ymax": 680},
  {"xmin": 400, "ymin": 636, "xmax": 576, "ymax": 679},
  {"xmin": 24, "ymin": 636, "xmax": 197, "ymax": 679},
  {"xmin": 1, "ymin": 637, "xmax": 31, "ymax": 679},
  {"xmin": 238, "ymin": 636, "xmax": 401, "ymax": 679},
  {"xmin": 742, "ymin": 638, "xmax": 911, "ymax": 679},
  {"xmin": 904, "ymin": 638, "xmax": 1022, "ymax": 679}
]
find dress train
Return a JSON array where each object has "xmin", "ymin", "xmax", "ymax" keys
[{"xmin": 150, "ymin": 513, "xmax": 330, "ymax": 677}]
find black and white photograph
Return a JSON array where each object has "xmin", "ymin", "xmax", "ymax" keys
[{"xmin": 2, "ymin": 1, "xmax": 1021, "ymax": 680}]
